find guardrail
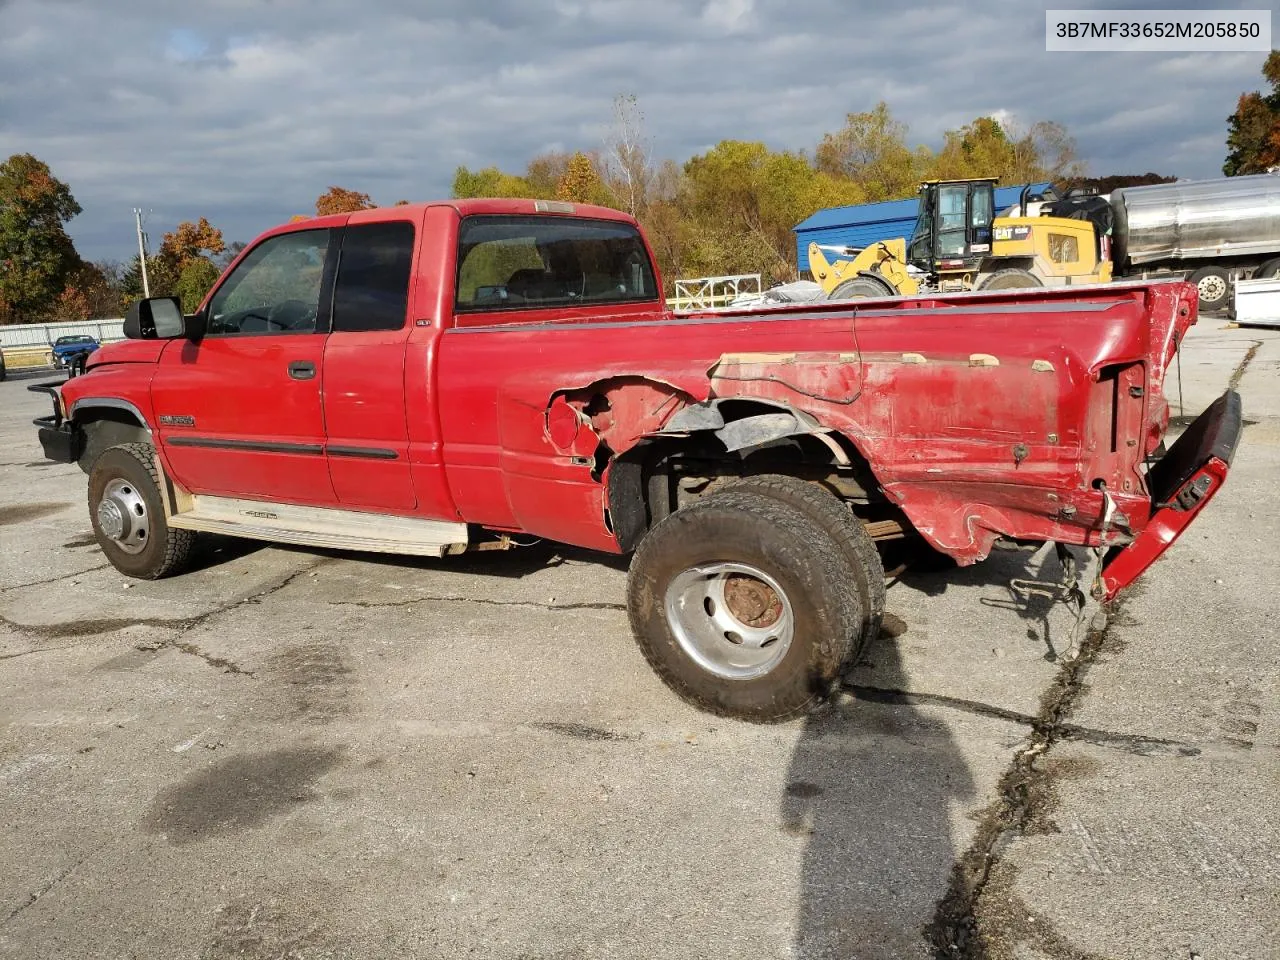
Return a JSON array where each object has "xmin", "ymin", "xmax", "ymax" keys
[{"xmin": 0, "ymin": 319, "xmax": 125, "ymax": 349}]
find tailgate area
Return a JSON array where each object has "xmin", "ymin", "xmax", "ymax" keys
[{"xmin": 1099, "ymin": 389, "xmax": 1243, "ymax": 600}]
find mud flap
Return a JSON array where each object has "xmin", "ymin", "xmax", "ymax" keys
[{"xmin": 1098, "ymin": 390, "xmax": 1242, "ymax": 601}]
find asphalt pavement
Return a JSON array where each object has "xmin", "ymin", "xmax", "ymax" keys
[{"xmin": 0, "ymin": 318, "xmax": 1276, "ymax": 959}]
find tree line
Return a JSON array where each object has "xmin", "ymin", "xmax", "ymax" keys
[{"xmin": 2, "ymin": 50, "xmax": 1274, "ymax": 324}]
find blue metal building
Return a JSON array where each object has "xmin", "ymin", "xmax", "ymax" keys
[{"xmin": 793, "ymin": 182, "xmax": 1053, "ymax": 272}]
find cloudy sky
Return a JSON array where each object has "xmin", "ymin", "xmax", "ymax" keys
[{"xmin": 0, "ymin": 0, "xmax": 1270, "ymax": 262}]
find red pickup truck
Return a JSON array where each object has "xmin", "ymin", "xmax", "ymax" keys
[{"xmin": 32, "ymin": 199, "xmax": 1240, "ymax": 721}]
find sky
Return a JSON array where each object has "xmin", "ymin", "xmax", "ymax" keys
[{"xmin": 0, "ymin": 0, "xmax": 1270, "ymax": 263}]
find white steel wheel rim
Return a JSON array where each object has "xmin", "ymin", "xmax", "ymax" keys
[
  {"xmin": 664, "ymin": 562, "xmax": 795, "ymax": 680},
  {"xmin": 1197, "ymin": 274, "xmax": 1226, "ymax": 303},
  {"xmin": 97, "ymin": 477, "xmax": 149, "ymax": 555}
]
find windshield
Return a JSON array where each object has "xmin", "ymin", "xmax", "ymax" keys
[{"xmin": 55, "ymin": 336, "xmax": 94, "ymax": 345}]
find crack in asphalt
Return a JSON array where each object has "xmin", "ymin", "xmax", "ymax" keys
[
  {"xmin": 846, "ymin": 684, "xmax": 1201, "ymax": 758},
  {"xmin": 927, "ymin": 601, "xmax": 1120, "ymax": 959},
  {"xmin": 329, "ymin": 594, "xmax": 627, "ymax": 612},
  {"xmin": 1228, "ymin": 339, "xmax": 1263, "ymax": 391},
  {"xmin": 0, "ymin": 642, "xmax": 97, "ymax": 662},
  {"xmin": 2, "ymin": 839, "xmax": 109, "ymax": 927},
  {"xmin": 0, "ymin": 561, "xmax": 328, "ymax": 675},
  {"xmin": 0, "ymin": 563, "xmax": 111, "ymax": 594}
]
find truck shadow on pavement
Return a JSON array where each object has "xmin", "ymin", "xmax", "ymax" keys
[{"xmin": 784, "ymin": 624, "xmax": 975, "ymax": 959}]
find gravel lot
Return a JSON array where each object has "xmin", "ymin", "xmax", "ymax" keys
[{"xmin": 1, "ymin": 318, "xmax": 1276, "ymax": 960}]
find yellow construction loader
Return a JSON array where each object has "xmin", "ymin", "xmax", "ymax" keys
[{"xmin": 809, "ymin": 178, "xmax": 1113, "ymax": 299}]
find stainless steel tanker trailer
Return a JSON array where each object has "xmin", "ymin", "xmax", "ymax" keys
[{"xmin": 1108, "ymin": 171, "xmax": 1280, "ymax": 313}]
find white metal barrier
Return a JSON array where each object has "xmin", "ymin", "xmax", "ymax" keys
[
  {"xmin": 0, "ymin": 319, "xmax": 126, "ymax": 348},
  {"xmin": 670, "ymin": 274, "xmax": 762, "ymax": 312}
]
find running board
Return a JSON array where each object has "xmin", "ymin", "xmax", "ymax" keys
[{"xmin": 166, "ymin": 495, "xmax": 468, "ymax": 557}]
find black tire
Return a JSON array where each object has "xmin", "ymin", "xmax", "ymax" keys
[
  {"xmin": 978, "ymin": 268, "xmax": 1042, "ymax": 291},
  {"xmin": 1188, "ymin": 265, "xmax": 1231, "ymax": 312},
  {"xmin": 1255, "ymin": 257, "xmax": 1280, "ymax": 280},
  {"xmin": 87, "ymin": 443, "xmax": 196, "ymax": 579},
  {"xmin": 0, "ymin": 357, "xmax": 6, "ymax": 382},
  {"xmin": 829, "ymin": 276, "xmax": 895, "ymax": 300},
  {"xmin": 713, "ymin": 474, "xmax": 884, "ymax": 664},
  {"xmin": 627, "ymin": 489, "xmax": 862, "ymax": 722}
]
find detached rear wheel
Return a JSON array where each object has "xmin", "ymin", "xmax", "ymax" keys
[
  {"xmin": 88, "ymin": 443, "xmax": 195, "ymax": 579},
  {"xmin": 627, "ymin": 490, "xmax": 863, "ymax": 722}
]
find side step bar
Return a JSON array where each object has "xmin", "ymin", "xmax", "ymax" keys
[{"xmin": 166, "ymin": 494, "xmax": 468, "ymax": 557}]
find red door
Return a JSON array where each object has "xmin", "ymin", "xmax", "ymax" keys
[
  {"xmin": 151, "ymin": 227, "xmax": 337, "ymax": 505},
  {"xmin": 321, "ymin": 218, "xmax": 419, "ymax": 512}
]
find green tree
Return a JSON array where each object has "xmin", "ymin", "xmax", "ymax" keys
[
  {"xmin": 680, "ymin": 140, "xmax": 864, "ymax": 281},
  {"xmin": 816, "ymin": 103, "xmax": 927, "ymax": 201},
  {"xmin": 0, "ymin": 153, "xmax": 83, "ymax": 323},
  {"xmin": 927, "ymin": 116, "xmax": 1084, "ymax": 184},
  {"xmin": 175, "ymin": 258, "xmax": 221, "ymax": 313},
  {"xmin": 451, "ymin": 166, "xmax": 540, "ymax": 199},
  {"xmin": 1225, "ymin": 50, "xmax": 1280, "ymax": 175}
]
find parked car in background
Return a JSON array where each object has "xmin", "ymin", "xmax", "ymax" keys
[{"xmin": 46, "ymin": 335, "xmax": 100, "ymax": 374}]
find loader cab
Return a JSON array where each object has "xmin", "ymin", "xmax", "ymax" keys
[{"xmin": 906, "ymin": 179, "xmax": 997, "ymax": 275}]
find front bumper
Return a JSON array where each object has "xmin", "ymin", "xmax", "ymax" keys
[
  {"xmin": 29, "ymin": 380, "xmax": 81, "ymax": 463},
  {"xmin": 1098, "ymin": 389, "xmax": 1242, "ymax": 600}
]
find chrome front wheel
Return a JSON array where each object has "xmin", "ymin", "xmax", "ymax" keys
[{"xmin": 96, "ymin": 477, "xmax": 150, "ymax": 554}]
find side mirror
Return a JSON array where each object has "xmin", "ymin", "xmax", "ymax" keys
[
  {"xmin": 182, "ymin": 309, "xmax": 207, "ymax": 341},
  {"xmin": 123, "ymin": 297, "xmax": 186, "ymax": 340}
]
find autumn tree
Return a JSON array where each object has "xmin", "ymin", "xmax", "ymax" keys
[
  {"xmin": 315, "ymin": 186, "xmax": 376, "ymax": 216},
  {"xmin": 555, "ymin": 152, "xmax": 615, "ymax": 205},
  {"xmin": 158, "ymin": 216, "xmax": 224, "ymax": 268},
  {"xmin": 120, "ymin": 218, "xmax": 225, "ymax": 308},
  {"xmin": 816, "ymin": 103, "xmax": 927, "ymax": 201},
  {"xmin": 55, "ymin": 262, "xmax": 122, "ymax": 320},
  {"xmin": 0, "ymin": 153, "xmax": 83, "ymax": 323},
  {"xmin": 1224, "ymin": 50, "xmax": 1280, "ymax": 175},
  {"xmin": 524, "ymin": 153, "xmax": 571, "ymax": 198}
]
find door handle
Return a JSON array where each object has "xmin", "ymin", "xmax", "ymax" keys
[{"xmin": 288, "ymin": 360, "xmax": 316, "ymax": 381}]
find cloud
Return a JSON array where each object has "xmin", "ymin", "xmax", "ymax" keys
[{"xmin": 0, "ymin": 0, "xmax": 1266, "ymax": 262}]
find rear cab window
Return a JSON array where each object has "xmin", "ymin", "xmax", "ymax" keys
[{"xmin": 454, "ymin": 215, "xmax": 658, "ymax": 317}]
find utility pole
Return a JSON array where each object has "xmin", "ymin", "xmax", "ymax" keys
[{"xmin": 134, "ymin": 208, "xmax": 151, "ymax": 298}]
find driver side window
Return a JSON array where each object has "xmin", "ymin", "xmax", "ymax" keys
[{"xmin": 207, "ymin": 229, "xmax": 330, "ymax": 336}]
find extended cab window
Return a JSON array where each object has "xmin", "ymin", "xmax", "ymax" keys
[
  {"xmin": 455, "ymin": 215, "xmax": 657, "ymax": 312},
  {"xmin": 332, "ymin": 222, "xmax": 415, "ymax": 332},
  {"xmin": 207, "ymin": 229, "xmax": 330, "ymax": 335}
]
